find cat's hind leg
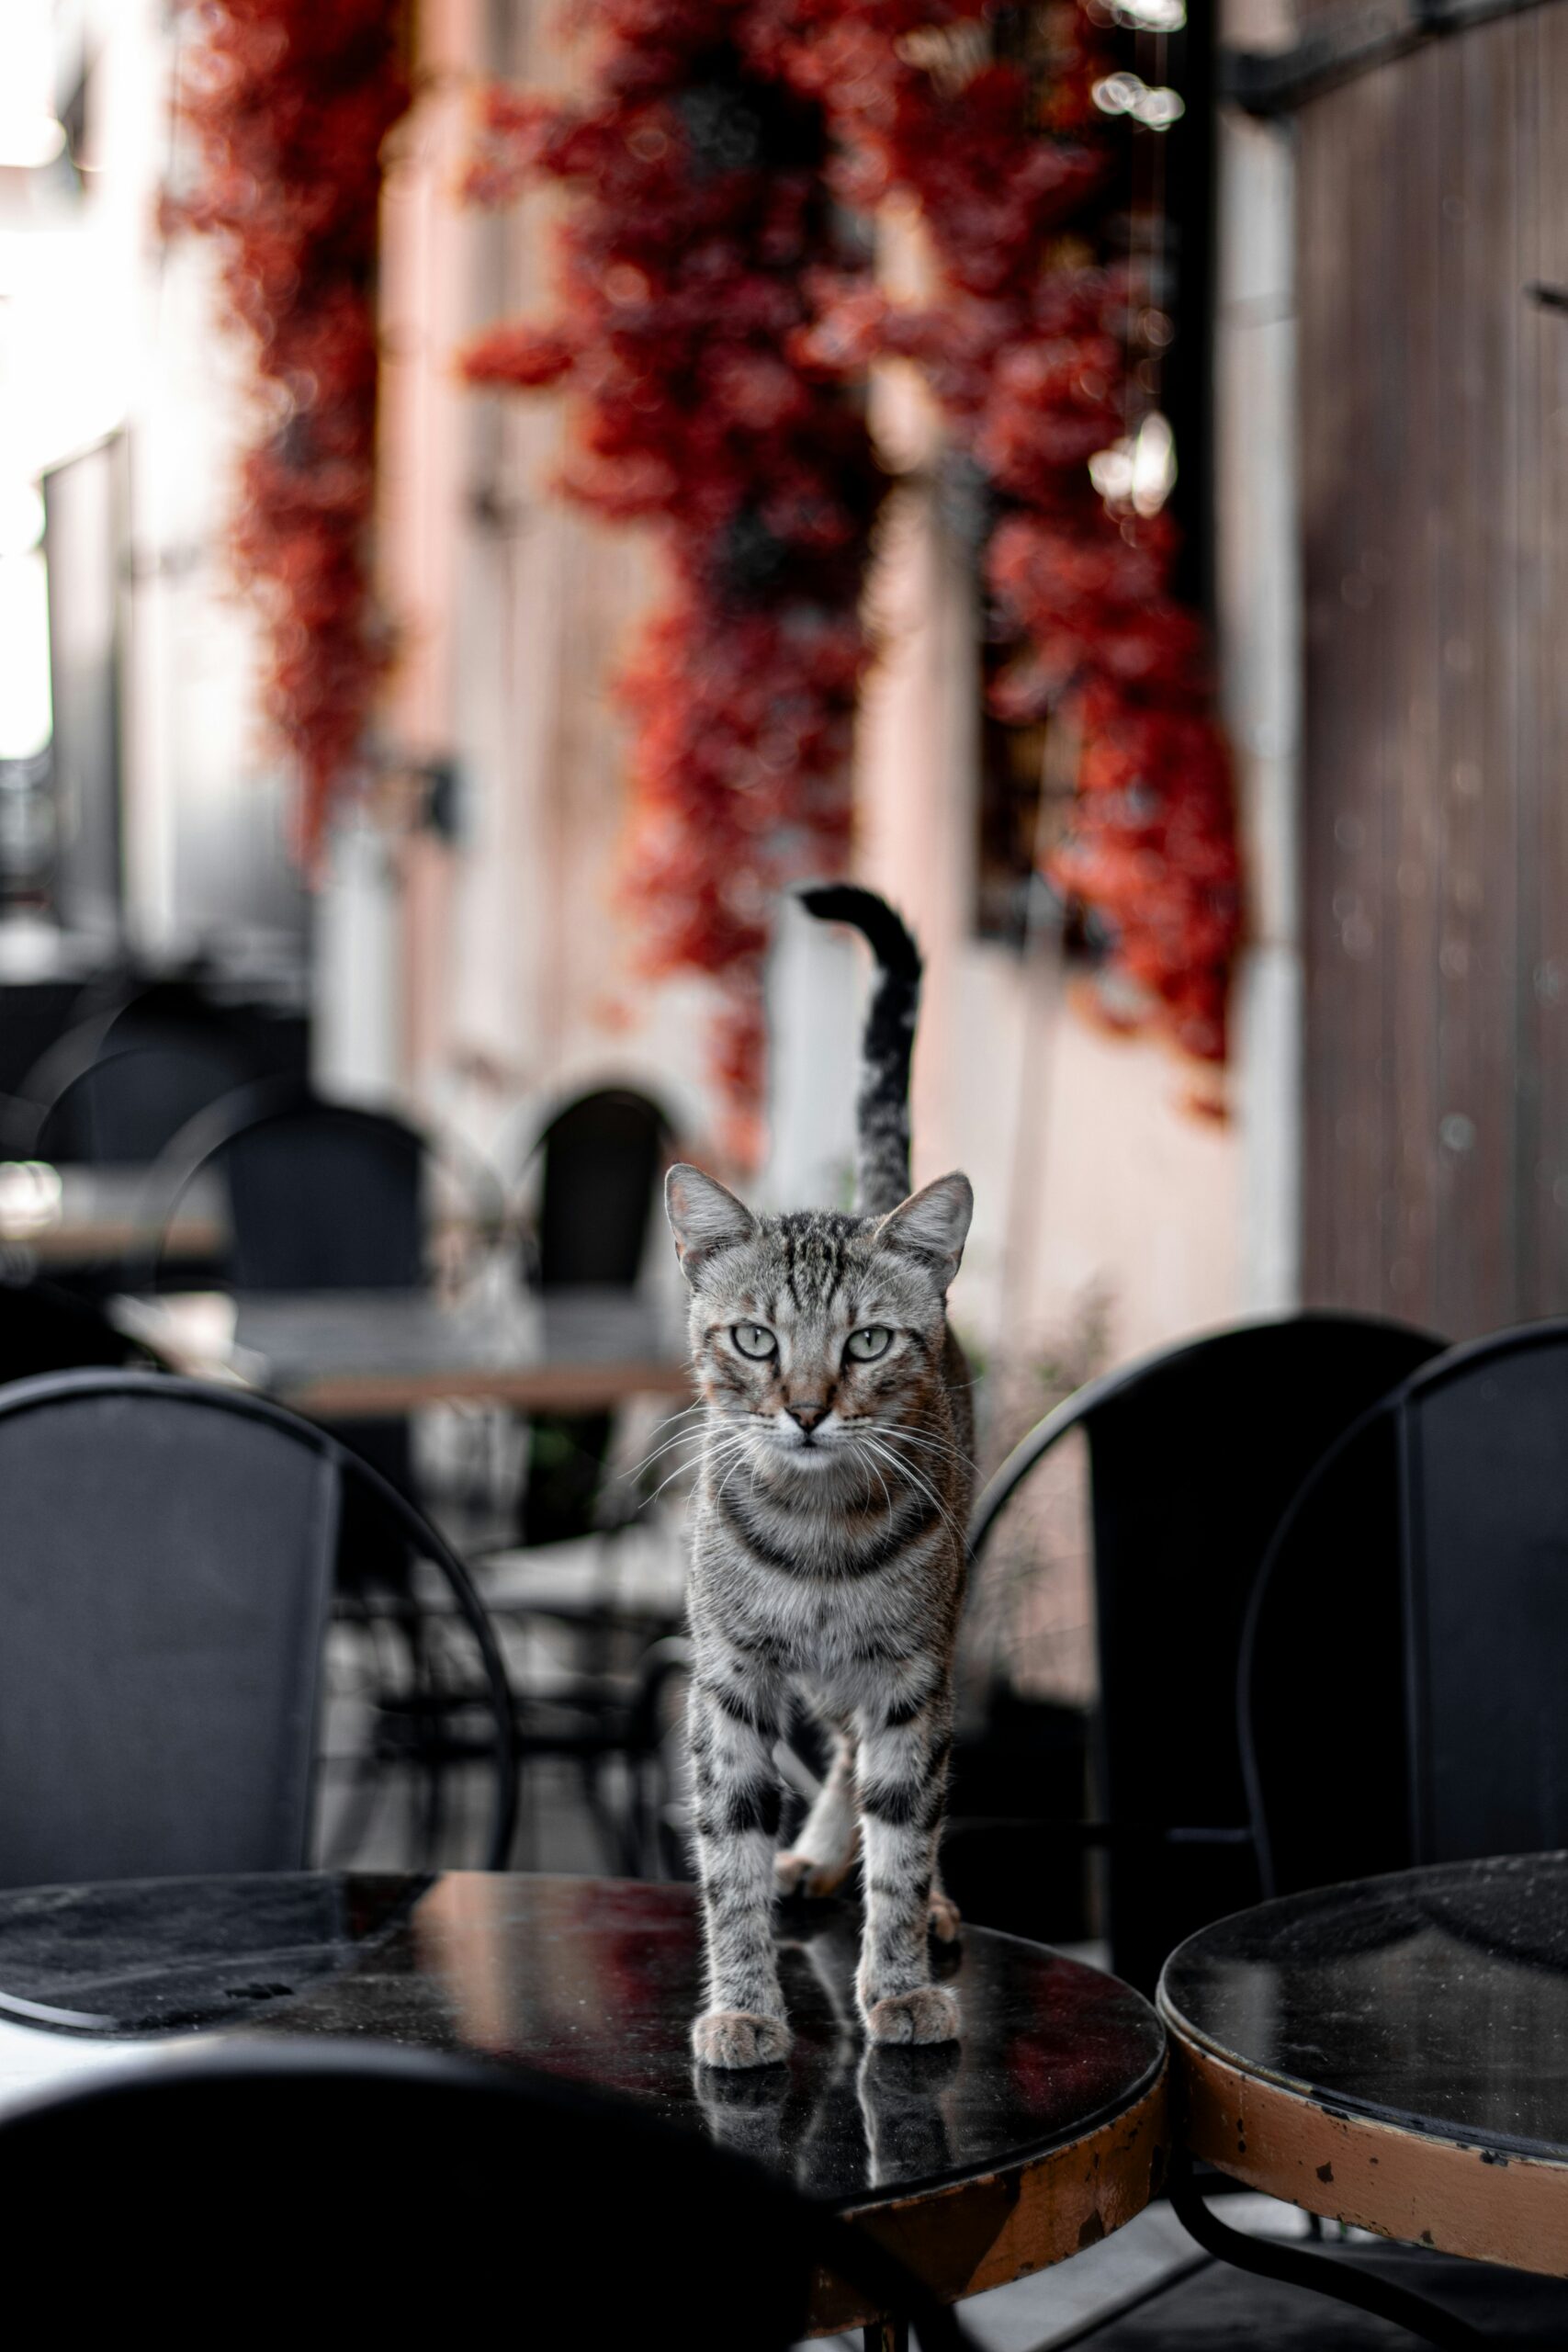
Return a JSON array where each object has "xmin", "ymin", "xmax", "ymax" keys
[
  {"xmin": 775, "ymin": 1715, "xmax": 859, "ymax": 1898},
  {"xmin": 928, "ymin": 1863, "xmax": 961, "ymax": 1943}
]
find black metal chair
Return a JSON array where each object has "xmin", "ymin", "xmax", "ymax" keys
[
  {"xmin": 135, "ymin": 1080, "xmax": 519, "ymax": 1856},
  {"xmin": 964, "ymin": 1312, "xmax": 1444, "ymax": 1989},
  {"xmin": 1074, "ymin": 2194, "xmax": 1566, "ymax": 2349},
  {"xmin": 0, "ymin": 1369, "xmax": 515, "ymax": 1885},
  {"xmin": 17, "ymin": 1018, "xmax": 258, "ymax": 1168},
  {"xmin": 0, "ymin": 2039, "xmax": 968, "ymax": 2347},
  {"xmin": 138, "ymin": 1077, "xmax": 457, "ymax": 1516},
  {"xmin": 515, "ymin": 1082, "xmax": 674, "ymax": 1544},
  {"xmin": 1104, "ymin": 1319, "xmax": 1568, "ymax": 2352},
  {"xmin": 468, "ymin": 1085, "xmax": 681, "ymax": 1870},
  {"xmin": 144, "ymin": 1077, "xmax": 430, "ymax": 1293},
  {"xmin": 1244, "ymin": 1317, "xmax": 1568, "ymax": 1899}
]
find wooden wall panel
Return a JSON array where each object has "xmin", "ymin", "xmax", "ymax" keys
[{"xmin": 1298, "ymin": 5, "xmax": 1568, "ymax": 1335}]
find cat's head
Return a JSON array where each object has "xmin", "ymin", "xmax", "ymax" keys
[{"xmin": 664, "ymin": 1165, "xmax": 971, "ymax": 1478}]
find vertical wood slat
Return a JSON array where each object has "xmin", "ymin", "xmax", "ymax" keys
[
  {"xmin": 1386, "ymin": 39, "xmax": 1442, "ymax": 1322},
  {"xmin": 1298, "ymin": 5, "xmax": 1568, "ymax": 1335},
  {"xmin": 1527, "ymin": 0, "xmax": 1568, "ymax": 1310}
]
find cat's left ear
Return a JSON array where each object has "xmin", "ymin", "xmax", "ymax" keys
[
  {"xmin": 665, "ymin": 1163, "xmax": 757, "ymax": 1282},
  {"xmin": 876, "ymin": 1171, "xmax": 973, "ymax": 1288}
]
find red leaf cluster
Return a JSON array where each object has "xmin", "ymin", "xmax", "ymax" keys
[
  {"xmin": 773, "ymin": 0, "xmax": 1242, "ymax": 1062},
  {"xmin": 468, "ymin": 0, "xmax": 1242, "ymax": 1128},
  {"xmin": 462, "ymin": 2, "xmax": 886, "ymax": 1159},
  {"xmin": 164, "ymin": 1, "xmax": 411, "ymax": 858}
]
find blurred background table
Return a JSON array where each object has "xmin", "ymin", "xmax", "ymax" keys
[
  {"xmin": 0, "ymin": 1164, "xmax": 227, "ymax": 1268},
  {"xmin": 115, "ymin": 1284, "xmax": 692, "ymax": 1418},
  {"xmin": 1159, "ymin": 1852, "xmax": 1568, "ymax": 2276},
  {"xmin": 0, "ymin": 1871, "xmax": 1166, "ymax": 2333}
]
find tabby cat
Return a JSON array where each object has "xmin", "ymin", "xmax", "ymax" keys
[{"xmin": 665, "ymin": 885, "xmax": 974, "ymax": 2068}]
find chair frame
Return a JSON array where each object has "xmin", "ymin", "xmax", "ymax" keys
[
  {"xmin": 0, "ymin": 1368, "xmax": 519, "ymax": 1871},
  {"xmin": 970, "ymin": 1308, "xmax": 1441, "ymax": 1559},
  {"xmin": 15, "ymin": 1027, "xmax": 258, "ymax": 1167},
  {"xmin": 964, "ymin": 1310, "xmax": 1444, "ymax": 1982},
  {"xmin": 128, "ymin": 1077, "xmax": 487, "ymax": 1291},
  {"xmin": 1239, "ymin": 1313, "xmax": 1568, "ymax": 1897}
]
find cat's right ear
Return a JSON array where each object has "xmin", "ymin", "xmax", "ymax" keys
[{"xmin": 665, "ymin": 1164, "xmax": 756, "ymax": 1280}]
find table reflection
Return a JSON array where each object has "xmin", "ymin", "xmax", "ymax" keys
[
  {"xmin": 0, "ymin": 1872, "xmax": 1163, "ymax": 2205},
  {"xmin": 1160, "ymin": 1851, "xmax": 1568, "ymax": 2161}
]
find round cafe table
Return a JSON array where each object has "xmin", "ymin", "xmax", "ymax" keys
[
  {"xmin": 0, "ymin": 1872, "xmax": 1164, "ymax": 2336},
  {"xmin": 1159, "ymin": 1851, "xmax": 1568, "ymax": 2278}
]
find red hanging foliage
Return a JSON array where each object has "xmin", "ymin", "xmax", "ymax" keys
[
  {"xmin": 164, "ymin": 2, "xmax": 411, "ymax": 859},
  {"xmin": 463, "ymin": 6, "xmax": 885, "ymax": 1164},
  {"xmin": 768, "ymin": 0, "xmax": 1242, "ymax": 1063},
  {"xmin": 468, "ymin": 0, "xmax": 1240, "ymax": 1142}
]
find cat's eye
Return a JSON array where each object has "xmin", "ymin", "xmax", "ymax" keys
[
  {"xmin": 846, "ymin": 1327, "xmax": 892, "ymax": 1362},
  {"xmin": 731, "ymin": 1322, "xmax": 777, "ymax": 1360}
]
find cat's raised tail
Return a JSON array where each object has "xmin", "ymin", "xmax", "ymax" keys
[{"xmin": 798, "ymin": 883, "xmax": 922, "ymax": 1218}]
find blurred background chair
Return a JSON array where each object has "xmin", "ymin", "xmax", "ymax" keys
[
  {"xmin": 130, "ymin": 1079, "xmax": 510, "ymax": 1864},
  {"xmin": 961, "ymin": 1311, "xmax": 1444, "ymax": 1990},
  {"xmin": 1244, "ymin": 1318, "xmax": 1568, "ymax": 1898},
  {"xmin": 139, "ymin": 1079, "xmax": 681, "ymax": 1877},
  {"xmin": 140, "ymin": 1077, "xmax": 459, "ymax": 1510},
  {"xmin": 147, "ymin": 1077, "xmax": 429, "ymax": 1293},
  {"xmin": 0, "ymin": 2040, "xmax": 966, "ymax": 2347},
  {"xmin": 513, "ymin": 1082, "xmax": 674, "ymax": 1544},
  {"xmin": 0, "ymin": 1369, "xmax": 515, "ymax": 1885},
  {"xmin": 30, "ymin": 1035, "xmax": 254, "ymax": 1168},
  {"xmin": 10, "ymin": 975, "xmax": 272, "ymax": 1167},
  {"xmin": 446, "ymin": 1082, "xmax": 683, "ymax": 1871}
]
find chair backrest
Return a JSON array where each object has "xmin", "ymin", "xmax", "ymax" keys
[
  {"xmin": 533, "ymin": 1086, "xmax": 672, "ymax": 1289},
  {"xmin": 0, "ymin": 2040, "xmax": 964, "ymax": 2346},
  {"xmin": 34, "ymin": 1035, "xmax": 256, "ymax": 1165},
  {"xmin": 0, "ymin": 1370, "xmax": 514, "ymax": 1886},
  {"xmin": 968, "ymin": 1312, "xmax": 1444, "ymax": 1990},
  {"xmin": 1244, "ymin": 1319, "xmax": 1568, "ymax": 1898},
  {"xmin": 153, "ymin": 1080, "xmax": 426, "ymax": 1291}
]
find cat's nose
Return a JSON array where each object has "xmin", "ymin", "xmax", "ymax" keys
[{"xmin": 786, "ymin": 1401, "xmax": 828, "ymax": 1432}]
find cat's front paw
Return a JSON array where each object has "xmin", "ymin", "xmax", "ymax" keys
[
  {"xmin": 692, "ymin": 2008, "xmax": 792, "ymax": 2069},
  {"xmin": 775, "ymin": 1848, "xmax": 854, "ymax": 1899},
  {"xmin": 863, "ymin": 1986, "xmax": 960, "ymax": 2046}
]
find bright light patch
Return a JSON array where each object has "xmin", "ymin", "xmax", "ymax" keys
[
  {"xmin": 1089, "ymin": 412, "xmax": 1178, "ymax": 518},
  {"xmin": 1112, "ymin": 0, "xmax": 1187, "ymax": 29},
  {"xmin": 1092, "ymin": 74, "xmax": 1186, "ymax": 129},
  {"xmin": 0, "ymin": 112, "xmax": 65, "ymax": 171},
  {"xmin": 0, "ymin": 549, "xmax": 52, "ymax": 761}
]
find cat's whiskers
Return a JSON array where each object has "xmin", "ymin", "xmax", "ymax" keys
[
  {"xmin": 633, "ymin": 1428, "xmax": 709, "ymax": 1480},
  {"xmin": 712, "ymin": 1441, "xmax": 761, "ymax": 1512},
  {"xmin": 874, "ymin": 1425, "xmax": 978, "ymax": 1492},
  {"xmin": 877, "ymin": 1419, "xmax": 973, "ymax": 1469},
  {"xmin": 845, "ymin": 1440, "xmax": 893, "ymax": 1517},
  {"xmin": 640, "ymin": 1417, "xmax": 750, "ymax": 1509},
  {"xmin": 853, "ymin": 1430, "xmax": 967, "ymax": 1549},
  {"xmin": 628, "ymin": 1406, "xmax": 713, "ymax": 1481}
]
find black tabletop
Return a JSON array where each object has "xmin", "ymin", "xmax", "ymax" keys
[
  {"xmin": 1160, "ymin": 1850, "xmax": 1568, "ymax": 2164},
  {"xmin": 0, "ymin": 1872, "xmax": 1163, "ymax": 2210}
]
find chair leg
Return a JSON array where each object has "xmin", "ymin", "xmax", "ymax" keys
[
  {"xmin": 1169, "ymin": 2152, "xmax": 1484, "ymax": 2349},
  {"xmin": 862, "ymin": 2323, "xmax": 908, "ymax": 2352}
]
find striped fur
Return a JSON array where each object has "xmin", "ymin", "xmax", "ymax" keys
[{"xmin": 667, "ymin": 889, "xmax": 974, "ymax": 2068}]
